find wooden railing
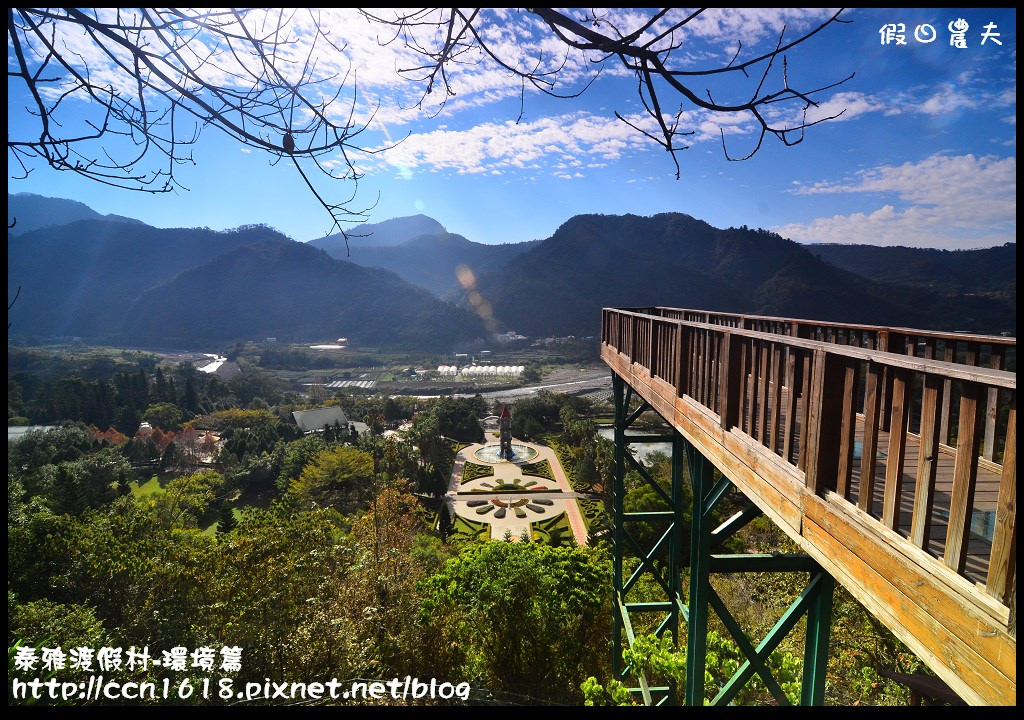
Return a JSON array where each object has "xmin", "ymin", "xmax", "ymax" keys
[
  {"xmin": 603, "ymin": 307, "xmax": 1016, "ymax": 610},
  {"xmin": 634, "ymin": 307, "xmax": 1016, "ymax": 462}
]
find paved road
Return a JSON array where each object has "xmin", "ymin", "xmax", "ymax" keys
[{"xmin": 457, "ymin": 367, "xmax": 612, "ymax": 404}]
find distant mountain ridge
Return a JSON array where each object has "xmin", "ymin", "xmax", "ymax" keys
[
  {"xmin": 7, "ymin": 192, "xmax": 147, "ymax": 235},
  {"xmin": 467, "ymin": 213, "xmax": 1016, "ymax": 337},
  {"xmin": 345, "ymin": 232, "xmax": 540, "ymax": 297},
  {"xmin": 8, "ymin": 195, "xmax": 1015, "ymax": 350},
  {"xmin": 123, "ymin": 239, "xmax": 486, "ymax": 349},
  {"xmin": 310, "ymin": 214, "xmax": 447, "ymax": 254},
  {"xmin": 311, "ymin": 214, "xmax": 539, "ymax": 297},
  {"xmin": 9, "ymin": 219, "xmax": 486, "ymax": 349},
  {"xmin": 806, "ymin": 242, "xmax": 1016, "ymax": 297},
  {"xmin": 9, "ymin": 220, "xmax": 269, "ymax": 338}
]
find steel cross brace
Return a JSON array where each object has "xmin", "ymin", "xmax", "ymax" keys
[
  {"xmin": 611, "ymin": 373, "xmax": 684, "ymax": 705},
  {"xmin": 681, "ymin": 438, "xmax": 835, "ymax": 706},
  {"xmin": 611, "ymin": 373, "xmax": 834, "ymax": 706}
]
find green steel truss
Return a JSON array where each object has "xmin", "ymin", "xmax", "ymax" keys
[{"xmin": 611, "ymin": 373, "xmax": 835, "ymax": 706}]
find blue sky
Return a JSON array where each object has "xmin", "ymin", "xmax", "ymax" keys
[{"xmin": 7, "ymin": 8, "xmax": 1016, "ymax": 249}]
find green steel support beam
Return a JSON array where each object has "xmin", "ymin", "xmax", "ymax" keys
[
  {"xmin": 684, "ymin": 442, "xmax": 713, "ymax": 705},
  {"xmin": 625, "ymin": 601, "xmax": 675, "ymax": 612},
  {"xmin": 708, "ymin": 585, "xmax": 792, "ymax": 705},
  {"xmin": 625, "ymin": 434, "xmax": 676, "ymax": 443},
  {"xmin": 801, "ymin": 571, "xmax": 835, "ymax": 706},
  {"xmin": 625, "ymin": 451, "xmax": 675, "ymax": 506},
  {"xmin": 709, "ymin": 554, "xmax": 821, "ymax": 573},
  {"xmin": 711, "ymin": 572, "xmax": 828, "ymax": 706},
  {"xmin": 667, "ymin": 429, "xmax": 686, "ymax": 705},
  {"xmin": 676, "ymin": 597, "xmax": 689, "ymax": 624},
  {"xmin": 710, "ymin": 503, "xmax": 763, "ymax": 550},
  {"xmin": 624, "ymin": 511, "xmax": 676, "ymax": 521},
  {"xmin": 612, "ymin": 373, "xmax": 626, "ymax": 679},
  {"xmin": 622, "ymin": 527, "xmax": 673, "ymax": 597},
  {"xmin": 625, "ymin": 397, "xmax": 650, "ymax": 428},
  {"xmin": 610, "ymin": 371, "xmax": 686, "ymax": 704},
  {"xmin": 610, "ymin": 372, "xmax": 835, "ymax": 706},
  {"xmin": 701, "ymin": 474, "xmax": 734, "ymax": 518},
  {"xmin": 617, "ymin": 593, "xmax": 653, "ymax": 706},
  {"xmin": 626, "ymin": 687, "xmax": 671, "ymax": 698}
]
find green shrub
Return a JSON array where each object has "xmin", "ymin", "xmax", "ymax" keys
[
  {"xmin": 461, "ymin": 462, "xmax": 495, "ymax": 484},
  {"xmin": 521, "ymin": 459, "xmax": 555, "ymax": 481}
]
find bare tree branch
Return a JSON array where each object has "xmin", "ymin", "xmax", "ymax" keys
[
  {"xmin": 8, "ymin": 8, "xmax": 853, "ymax": 239},
  {"xmin": 7, "ymin": 8, "xmax": 387, "ymax": 242},
  {"xmin": 362, "ymin": 8, "xmax": 853, "ymax": 174}
]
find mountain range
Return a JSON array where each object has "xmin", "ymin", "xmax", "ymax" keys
[
  {"xmin": 8, "ymin": 205, "xmax": 485, "ymax": 349},
  {"xmin": 311, "ymin": 216, "xmax": 540, "ymax": 296},
  {"xmin": 459, "ymin": 213, "xmax": 1016, "ymax": 336},
  {"xmin": 807, "ymin": 242, "xmax": 1017, "ymax": 299},
  {"xmin": 7, "ymin": 194, "xmax": 1016, "ymax": 349},
  {"xmin": 8, "ymin": 192, "xmax": 146, "ymax": 235}
]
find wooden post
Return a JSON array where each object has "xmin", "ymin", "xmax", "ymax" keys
[
  {"xmin": 757, "ymin": 340, "xmax": 770, "ymax": 445},
  {"xmin": 986, "ymin": 394, "xmax": 1016, "ymax": 603},
  {"xmin": 879, "ymin": 332, "xmax": 906, "ymax": 432},
  {"xmin": 939, "ymin": 342, "xmax": 954, "ymax": 444},
  {"xmin": 645, "ymin": 316, "xmax": 654, "ymax": 369},
  {"xmin": 783, "ymin": 348, "xmax": 798, "ymax": 464},
  {"xmin": 677, "ymin": 325, "xmax": 688, "ymax": 398},
  {"xmin": 745, "ymin": 339, "xmax": 756, "ymax": 435},
  {"xmin": 882, "ymin": 369, "xmax": 911, "ymax": 531},
  {"xmin": 798, "ymin": 352, "xmax": 813, "ymax": 472},
  {"xmin": 720, "ymin": 332, "xmax": 744, "ymax": 431},
  {"xmin": 836, "ymin": 359, "xmax": 859, "ymax": 500},
  {"xmin": 805, "ymin": 350, "xmax": 846, "ymax": 495},
  {"xmin": 673, "ymin": 321, "xmax": 683, "ymax": 395},
  {"xmin": 944, "ymin": 383, "xmax": 984, "ymax": 574},
  {"xmin": 984, "ymin": 347, "xmax": 1005, "ymax": 461},
  {"xmin": 860, "ymin": 365, "xmax": 883, "ymax": 515},
  {"xmin": 911, "ymin": 375, "xmax": 944, "ymax": 550},
  {"xmin": 769, "ymin": 343, "xmax": 784, "ymax": 455}
]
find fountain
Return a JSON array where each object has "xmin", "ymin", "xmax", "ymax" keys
[
  {"xmin": 473, "ymin": 442, "xmax": 538, "ymax": 464},
  {"xmin": 472, "ymin": 406, "xmax": 538, "ymax": 463}
]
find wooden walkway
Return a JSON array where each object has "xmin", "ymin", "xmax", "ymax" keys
[{"xmin": 602, "ymin": 307, "xmax": 1015, "ymax": 705}]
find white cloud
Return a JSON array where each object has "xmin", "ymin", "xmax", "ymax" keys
[
  {"xmin": 20, "ymin": 8, "xmax": 855, "ymax": 130},
  {"xmin": 372, "ymin": 111, "xmax": 668, "ymax": 176},
  {"xmin": 592, "ymin": 7, "xmax": 839, "ymax": 55},
  {"xmin": 887, "ymin": 78, "xmax": 1015, "ymax": 119},
  {"xmin": 776, "ymin": 153, "xmax": 1016, "ymax": 248},
  {"xmin": 917, "ymin": 86, "xmax": 977, "ymax": 116}
]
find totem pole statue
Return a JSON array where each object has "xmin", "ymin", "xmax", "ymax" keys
[{"xmin": 499, "ymin": 406, "xmax": 513, "ymax": 459}]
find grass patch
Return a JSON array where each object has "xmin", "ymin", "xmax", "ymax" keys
[
  {"xmin": 531, "ymin": 512, "xmax": 575, "ymax": 547},
  {"xmin": 201, "ymin": 507, "xmax": 242, "ymax": 537},
  {"xmin": 520, "ymin": 459, "xmax": 555, "ymax": 482},
  {"xmin": 130, "ymin": 475, "xmax": 162, "ymax": 498},
  {"xmin": 461, "ymin": 462, "xmax": 494, "ymax": 484},
  {"xmin": 199, "ymin": 483, "xmax": 275, "ymax": 535},
  {"xmin": 450, "ymin": 513, "xmax": 491, "ymax": 542}
]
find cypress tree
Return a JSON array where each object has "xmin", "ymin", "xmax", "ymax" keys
[
  {"xmin": 216, "ymin": 506, "xmax": 238, "ymax": 535},
  {"xmin": 184, "ymin": 376, "xmax": 199, "ymax": 414}
]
